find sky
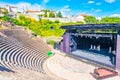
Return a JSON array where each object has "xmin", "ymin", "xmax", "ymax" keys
[{"xmin": 0, "ymin": 0, "xmax": 120, "ymax": 18}]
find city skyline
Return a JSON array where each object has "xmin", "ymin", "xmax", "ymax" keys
[{"xmin": 0, "ymin": 0, "xmax": 120, "ymax": 18}]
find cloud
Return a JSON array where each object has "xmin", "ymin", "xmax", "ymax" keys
[
  {"xmin": 88, "ymin": 1, "xmax": 95, "ymax": 4},
  {"xmin": 96, "ymin": 2, "xmax": 101, "ymax": 5},
  {"xmin": 67, "ymin": 0, "xmax": 71, "ymax": 1},
  {"xmin": 110, "ymin": 14, "xmax": 120, "ymax": 17},
  {"xmin": 58, "ymin": 5, "xmax": 71, "ymax": 17},
  {"xmin": 105, "ymin": 0, "xmax": 115, "ymax": 3},
  {"xmin": 41, "ymin": 0, "xmax": 49, "ymax": 6},
  {"xmin": 17, "ymin": 2, "xmax": 43, "ymax": 10},
  {"xmin": 91, "ymin": 8, "xmax": 94, "ymax": 11},
  {"xmin": 61, "ymin": 5, "xmax": 71, "ymax": 12},
  {"xmin": 0, "ymin": 2, "xmax": 44, "ymax": 12},
  {"xmin": 91, "ymin": 8, "xmax": 102, "ymax": 12},
  {"xmin": 95, "ymin": 9, "xmax": 102, "ymax": 12}
]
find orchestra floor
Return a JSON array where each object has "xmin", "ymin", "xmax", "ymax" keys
[{"xmin": 71, "ymin": 50, "xmax": 115, "ymax": 68}]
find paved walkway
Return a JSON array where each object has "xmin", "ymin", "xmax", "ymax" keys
[{"xmin": 46, "ymin": 50, "xmax": 120, "ymax": 80}]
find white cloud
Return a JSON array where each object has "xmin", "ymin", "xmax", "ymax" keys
[
  {"xmin": 96, "ymin": 2, "xmax": 101, "ymax": 5},
  {"xmin": 95, "ymin": 9, "xmax": 102, "ymax": 12},
  {"xmin": 68, "ymin": 0, "xmax": 71, "ymax": 1},
  {"xmin": 110, "ymin": 14, "xmax": 120, "ymax": 17},
  {"xmin": 88, "ymin": 1, "xmax": 95, "ymax": 4},
  {"xmin": 91, "ymin": 8, "xmax": 94, "ymax": 11},
  {"xmin": 105, "ymin": 0, "xmax": 115, "ymax": 3},
  {"xmin": 41, "ymin": 0, "xmax": 49, "ymax": 6},
  {"xmin": 61, "ymin": 5, "xmax": 71, "ymax": 12},
  {"xmin": 0, "ymin": 2, "xmax": 44, "ymax": 12},
  {"xmin": 17, "ymin": 2, "xmax": 43, "ymax": 10},
  {"xmin": 91, "ymin": 8, "xmax": 102, "ymax": 12},
  {"xmin": 58, "ymin": 5, "xmax": 71, "ymax": 17}
]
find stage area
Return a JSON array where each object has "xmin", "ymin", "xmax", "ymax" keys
[
  {"xmin": 59, "ymin": 24, "xmax": 120, "ymax": 69},
  {"xmin": 71, "ymin": 50, "xmax": 115, "ymax": 68}
]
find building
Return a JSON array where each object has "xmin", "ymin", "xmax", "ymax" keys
[
  {"xmin": 25, "ymin": 10, "xmax": 44, "ymax": 15},
  {"xmin": 4, "ymin": 5, "xmax": 18, "ymax": 18},
  {"xmin": 76, "ymin": 14, "xmax": 89, "ymax": 23},
  {"xmin": 42, "ymin": 14, "xmax": 88, "ymax": 23},
  {"xmin": 5, "ymin": 5, "xmax": 18, "ymax": 13},
  {"xmin": 23, "ymin": 8, "xmax": 88, "ymax": 23},
  {"xmin": 56, "ymin": 24, "xmax": 120, "ymax": 70},
  {"xmin": 24, "ymin": 10, "xmax": 59, "ymax": 21},
  {"xmin": 24, "ymin": 10, "xmax": 45, "ymax": 21}
]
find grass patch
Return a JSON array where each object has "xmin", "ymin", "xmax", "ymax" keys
[
  {"xmin": 46, "ymin": 40, "xmax": 55, "ymax": 46},
  {"xmin": 45, "ymin": 36, "xmax": 62, "ymax": 46}
]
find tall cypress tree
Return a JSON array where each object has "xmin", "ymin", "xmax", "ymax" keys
[{"xmin": 57, "ymin": 11, "xmax": 63, "ymax": 18}]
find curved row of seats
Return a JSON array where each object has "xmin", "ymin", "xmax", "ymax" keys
[
  {"xmin": 0, "ymin": 29, "xmax": 53, "ymax": 80},
  {"xmin": 0, "ymin": 39, "xmax": 42, "ymax": 72},
  {"xmin": 0, "ymin": 36, "xmax": 46, "ymax": 72},
  {"xmin": 0, "ymin": 37, "xmax": 47, "ymax": 73}
]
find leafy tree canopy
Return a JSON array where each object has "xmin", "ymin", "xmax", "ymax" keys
[
  {"xmin": 57, "ymin": 11, "xmax": 63, "ymax": 18},
  {"xmin": 84, "ymin": 16, "xmax": 98, "ymax": 24},
  {"xmin": 49, "ymin": 12, "xmax": 55, "ymax": 18},
  {"xmin": 100, "ymin": 17, "xmax": 120, "ymax": 23},
  {"xmin": 0, "ymin": 7, "xmax": 8, "ymax": 15}
]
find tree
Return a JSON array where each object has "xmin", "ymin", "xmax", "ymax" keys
[
  {"xmin": 84, "ymin": 16, "xmax": 98, "ymax": 24},
  {"xmin": 42, "ymin": 10, "xmax": 50, "ymax": 17},
  {"xmin": 19, "ymin": 15, "xmax": 25, "ymax": 21},
  {"xmin": 44, "ymin": 11, "xmax": 47, "ymax": 17},
  {"xmin": 3, "ymin": 8, "xmax": 8, "ymax": 15},
  {"xmin": 57, "ymin": 11, "xmax": 63, "ymax": 18},
  {"xmin": 54, "ymin": 20, "xmax": 60, "ymax": 23},
  {"xmin": 38, "ymin": 14, "xmax": 44, "ymax": 21},
  {"xmin": 17, "ymin": 15, "xmax": 33, "ymax": 26},
  {"xmin": 100, "ymin": 17, "xmax": 120, "ymax": 23},
  {"xmin": 0, "ymin": 7, "xmax": 2, "ymax": 14},
  {"xmin": 0, "ymin": 7, "xmax": 8, "ymax": 15},
  {"xmin": 49, "ymin": 12, "xmax": 55, "ymax": 18}
]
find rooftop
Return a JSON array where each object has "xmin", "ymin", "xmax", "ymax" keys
[
  {"xmin": 61, "ymin": 23, "xmax": 120, "ymax": 30},
  {"xmin": 26, "ymin": 10, "xmax": 41, "ymax": 13},
  {"xmin": 78, "ymin": 14, "xmax": 89, "ymax": 17}
]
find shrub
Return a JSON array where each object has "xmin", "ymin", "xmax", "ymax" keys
[
  {"xmin": 47, "ymin": 40, "xmax": 55, "ymax": 46},
  {"xmin": 54, "ymin": 20, "xmax": 60, "ymax": 23}
]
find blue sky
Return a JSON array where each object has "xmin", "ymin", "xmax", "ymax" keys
[{"xmin": 0, "ymin": 0, "xmax": 120, "ymax": 18}]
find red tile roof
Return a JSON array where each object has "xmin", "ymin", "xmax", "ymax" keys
[
  {"xmin": 79, "ymin": 14, "xmax": 89, "ymax": 17},
  {"xmin": 26, "ymin": 10, "xmax": 40, "ymax": 13}
]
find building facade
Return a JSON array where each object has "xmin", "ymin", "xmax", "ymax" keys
[{"xmin": 4, "ymin": 5, "xmax": 18, "ymax": 18}]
